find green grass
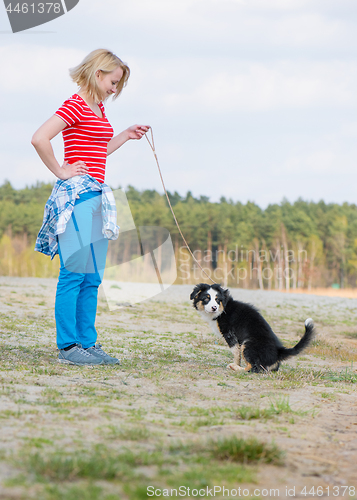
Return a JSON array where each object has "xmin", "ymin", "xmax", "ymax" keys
[
  {"xmin": 0, "ymin": 409, "xmax": 23, "ymax": 419},
  {"xmin": 186, "ymin": 416, "xmax": 225, "ymax": 430},
  {"xmin": 44, "ymin": 484, "xmax": 121, "ymax": 500},
  {"xmin": 236, "ymin": 397, "xmax": 292, "ymax": 420},
  {"xmin": 207, "ymin": 436, "xmax": 282, "ymax": 464},
  {"xmin": 162, "ymin": 462, "xmax": 255, "ymax": 488},
  {"xmin": 11, "ymin": 434, "xmax": 282, "ymax": 495},
  {"xmin": 169, "ymin": 436, "xmax": 283, "ymax": 465},
  {"xmin": 21, "ymin": 447, "xmax": 156, "ymax": 481},
  {"xmin": 342, "ymin": 331, "xmax": 357, "ymax": 339},
  {"xmin": 322, "ymin": 367, "xmax": 357, "ymax": 384},
  {"xmin": 105, "ymin": 424, "xmax": 152, "ymax": 441},
  {"xmin": 311, "ymin": 338, "xmax": 357, "ymax": 362},
  {"xmin": 0, "ymin": 441, "xmax": 268, "ymax": 500},
  {"xmin": 319, "ymin": 392, "xmax": 336, "ymax": 401},
  {"xmin": 22, "ymin": 437, "xmax": 54, "ymax": 448},
  {"xmin": 184, "ymin": 396, "xmax": 307, "ymax": 423},
  {"xmin": 268, "ymin": 365, "xmax": 357, "ymax": 385}
]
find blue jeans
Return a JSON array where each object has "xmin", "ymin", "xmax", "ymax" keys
[{"xmin": 55, "ymin": 191, "xmax": 108, "ymax": 349}]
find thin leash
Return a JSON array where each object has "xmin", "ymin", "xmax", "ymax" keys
[{"xmin": 145, "ymin": 129, "xmax": 216, "ymax": 285}]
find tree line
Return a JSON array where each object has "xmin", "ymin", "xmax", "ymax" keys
[{"xmin": 1, "ymin": 180, "xmax": 357, "ymax": 289}]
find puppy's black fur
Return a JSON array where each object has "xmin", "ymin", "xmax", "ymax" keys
[{"xmin": 190, "ymin": 283, "xmax": 315, "ymax": 373}]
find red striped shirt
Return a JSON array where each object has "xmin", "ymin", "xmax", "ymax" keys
[{"xmin": 55, "ymin": 94, "xmax": 114, "ymax": 184}]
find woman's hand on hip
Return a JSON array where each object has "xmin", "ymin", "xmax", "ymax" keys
[
  {"xmin": 58, "ymin": 161, "xmax": 89, "ymax": 180},
  {"xmin": 126, "ymin": 125, "xmax": 151, "ymax": 140}
]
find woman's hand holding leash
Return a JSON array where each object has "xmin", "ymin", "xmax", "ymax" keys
[
  {"xmin": 107, "ymin": 125, "xmax": 150, "ymax": 156},
  {"xmin": 126, "ymin": 124, "xmax": 151, "ymax": 140}
]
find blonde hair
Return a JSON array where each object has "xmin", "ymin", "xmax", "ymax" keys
[{"xmin": 69, "ymin": 49, "xmax": 130, "ymax": 103}]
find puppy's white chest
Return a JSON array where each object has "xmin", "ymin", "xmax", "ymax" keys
[
  {"xmin": 198, "ymin": 310, "xmax": 222, "ymax": 338},
  {"xmin": 210, "ymin": 320, "xmax": 222, "ymax": 338}
]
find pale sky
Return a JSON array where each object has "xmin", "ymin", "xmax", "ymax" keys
[{"xmin": 1, "ymin": 0, "xmax": 357, "ymax": 207}]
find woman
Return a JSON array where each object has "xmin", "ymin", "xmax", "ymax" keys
[{"xmin": 32, "ymin": 49, "xmax": 149, "ymax": 366}]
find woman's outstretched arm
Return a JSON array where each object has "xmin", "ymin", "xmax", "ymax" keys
[{"xmin": 107, "ymin": 124, "xmax": 150, "ymax": 156}]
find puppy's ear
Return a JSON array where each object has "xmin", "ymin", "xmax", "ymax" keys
[
  {"xmin": 190, "ymin": 283, "xmax": 208, "ymax": 300},
  {"xmin": 221, "ymin": 287, "xmax": 230, "ymax": 306}
]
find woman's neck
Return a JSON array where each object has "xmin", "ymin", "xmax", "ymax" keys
[{"xmin": 77, "ymin": 89, "xmax": 99, "ymax": 105}]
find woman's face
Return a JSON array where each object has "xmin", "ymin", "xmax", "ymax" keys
[{"xmin": 97, "ymin": 66, "xmax": 124, "ymax": 100}]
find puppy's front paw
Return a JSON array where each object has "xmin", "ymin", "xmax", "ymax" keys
[{"xmin": 228, "ymin": 363, "xmax": 244, "ymax": 372}]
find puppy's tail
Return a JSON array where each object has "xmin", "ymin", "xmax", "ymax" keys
[{"xmin": 277, "ymin": 318, "xmax": 316, "ymax": 362}]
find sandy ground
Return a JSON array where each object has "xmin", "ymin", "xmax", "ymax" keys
[
  {"xmin": 279, "ymin": 287, "xmax": 357, "ymax": 300},
  {"xmin": 0, "ymin": 277, "xmax": 357, "ymax": 500}
]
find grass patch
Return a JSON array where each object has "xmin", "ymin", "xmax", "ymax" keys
[
  {"xmin": 311, "ymin": 339, "xmax": 357, "ymax": 362},
  {"xmin": 208, "ymin": 436, "xmax": 282, "ymax": 464},
  {"xmin": 161, "ymin": 462, "xmax": 255, "ymax": 489},
  {"xmin": 15, "ymin": 435, "xmax": 282, "ymax": 491},
  {"xmin": 322, "ymin": 367, "xmax": 357, "ymax": 384},
  {"xmin": 0, "ymin": 344, "xmax": 54, "ymax": 367},
  {"xmin": 234, "ymin": 396, "xmax": 307, "ymax": 421},
  {"xmin": 105, "ymin": 424, "xmax": 151, "ymax": 441},
  {"xmin": 44, "ymin": 483, "xmax": 120, "ymax": 500},
  {"xmin": 20, "ymin": 447, "xmax": 161, "ymax": 481},
  {"xmin": 270, "ymin": 364, "xmax": 357, "ymax": 386},
  {"xmin": 169, "ymin": 436, "xmax": 283, "ymax": 465},
  {"xmin": 22, "ymin": 437, "xmax": 54, "ymax": 448},
  {"xmin": 319, "ymin": 392, "xmax": 337, "ymax": 401},
  {"xmin": 235, "ymin": 405, "xmax": 271, "ymax": 420},
  {"xmin": 0, "ymin": 409, "xmax": 22, "ymax": 419},
  {"xmin": 343, "ymin": 331, "xmax": 357, "ymax": 339},
  {"xmin": 189, "ymin": 416, "xmax": 225, "ymax": 430}
]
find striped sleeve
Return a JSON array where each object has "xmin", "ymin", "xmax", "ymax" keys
[{"xmin": 55, "ymin": 98, "xmax": 83, "ymax": 127}]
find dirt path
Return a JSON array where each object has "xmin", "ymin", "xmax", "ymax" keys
[{"xmin": 0, "ymin": 277, "xmax": 356, "ymax": 500}]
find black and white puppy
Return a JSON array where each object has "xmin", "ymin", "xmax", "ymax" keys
[{"xmin": 190, "ymin": 283, "xmax": 315, "ymax": 373}]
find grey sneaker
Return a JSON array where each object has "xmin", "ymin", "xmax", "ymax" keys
[
  {"xmin": 58, "ymin": 344, "xmax": 104, "ymax": 366},
  {"xmin": 86, "ymin": 343, "xmax": 120, "ymax": 365}
]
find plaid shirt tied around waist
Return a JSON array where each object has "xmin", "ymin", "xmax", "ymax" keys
[{"xmin": 35, "ymin": 175, "xmax": 119, "ymax": 259}]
